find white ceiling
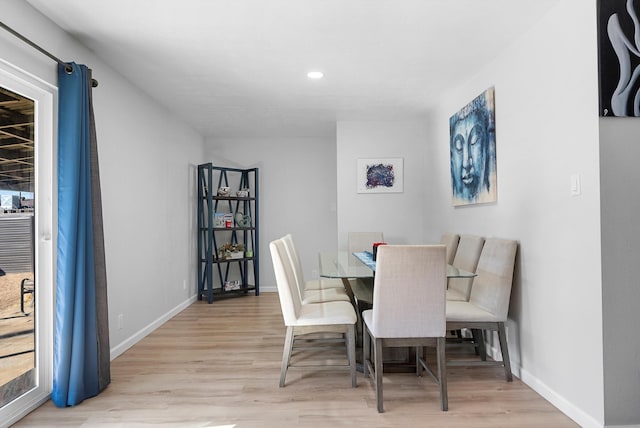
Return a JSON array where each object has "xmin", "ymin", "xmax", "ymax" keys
[{"xmin": 26, "ymin": 0, "xmax": 559, "ymax": 138}]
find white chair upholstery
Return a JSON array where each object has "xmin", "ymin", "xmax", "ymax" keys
[
  {"xmin": 362, "ymin": 245, "xmax": 448, "ymax": 412},
  {"xmin": 439, "ymin": 233, "xmax": 459, "ymax": 265},
  {"xmin": 280, "ymin": 234, "xmax": 349, "ymax": 304},
  {"xmin": 281, "ymin": 234, "xmax": 344, "ymax": 291},
  {"xmin": 446, "ymin": 235, "xmax": 485, "ymax": 302},
  {"xmin": 269, "ymin": 238, "xmax": 357, "ymax": 387},
  {"xmin": 446, "ymin": 237, "xmax": 518, "ymax": 382}
]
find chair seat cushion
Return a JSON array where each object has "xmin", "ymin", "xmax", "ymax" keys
[
  {"xmin": 446, "ymin": 288, "xmax": 467, "ymax": 302},
  {"xmin": 302, "ymin": 287, "xmax": 350, "ymax": 304},
  {"xmin": 446, "ymin": 300, "xmax": 502, "ymax": 323},
  {"xmin": 295, "ymin": 301, "xmax": 357, "ymax": 326},
  {"xmin": 362, "ymin": 309, "xmax": 373, "ymax": 330},
  {"xmin": 304, "ymin": 278, "xmax": 345, "ymax": 290}
]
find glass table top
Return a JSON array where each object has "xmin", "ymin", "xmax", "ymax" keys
[
  {"xmin": 319, "ymin": 251, "xmax": 476, "ymax": 279},
  {"xmin": 318, "ymin": 251, "xmax": 375, "ymax": 279}
]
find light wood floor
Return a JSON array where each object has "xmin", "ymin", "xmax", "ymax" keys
[{"xmin": 15, "ymin": 292, "xmax": 577, "ymax": 427}]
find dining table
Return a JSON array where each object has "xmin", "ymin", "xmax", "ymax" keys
[
  {"xmin": 318, "ymin": 249, "xmax": 477, "ymax": 369},
  {"xmin": 318, "ymin": 250, "xmax": 476, "ymax": 306}
]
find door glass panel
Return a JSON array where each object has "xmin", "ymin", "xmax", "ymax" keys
[{"xmin": 0, "ymin": 86, "xmax": 35, "ymax": 407}]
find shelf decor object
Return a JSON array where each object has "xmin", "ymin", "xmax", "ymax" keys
[{"xmin": 197, "ymin": 163, "xmax": 259, "ymax": 303}]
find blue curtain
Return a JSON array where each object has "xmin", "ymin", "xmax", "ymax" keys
[{"xmin": 53, "ymin": 62, "xmax": 110, "ymax": 407}]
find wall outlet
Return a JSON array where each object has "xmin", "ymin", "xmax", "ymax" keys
[
  {"xmin": 183, "ymin": 279, "xmax": 187, "ymax": 290},
  {"xmin": 117, "ymin": 314, "xmax": 123, "ymax": 330}
]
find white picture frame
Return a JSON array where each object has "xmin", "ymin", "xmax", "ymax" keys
[{"xmin": 356, "ymin": 158, "xmax": 404, "ymax": 193}]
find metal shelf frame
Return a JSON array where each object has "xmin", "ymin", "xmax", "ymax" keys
[{"xmin": 197, "ymin": 163, "xmax": 259, "ymax": 303}]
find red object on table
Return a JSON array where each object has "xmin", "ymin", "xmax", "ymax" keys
[{"xmin": 372, "ymin": 242, "xmax": 387, "ymax": 261}]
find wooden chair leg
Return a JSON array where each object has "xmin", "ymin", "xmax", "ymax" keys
[
  {"xmin": 279, "ymin": 327, "xmax": 294, "ymax": 387},
  {"xmin": 437, "ymin": 337, "xmax": 448, "ymax": 411},
  {"xmin": 374, "ymin": 338, "xmax": 384, "ymax": 413},
  {"xmin": 497, "ymin": 322, "xmax": 513, "ymax": 382}
]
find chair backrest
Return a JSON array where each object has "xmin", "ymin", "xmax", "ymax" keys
[
  {"xmin": 468, "ymin": 238, "xmax": 518, "ymax": 321},
  {"xmin": 348, "ymin": 231, "xmax": 384, "ymax": 254},
  {"xmin": 448, "ymin": 234, "xmax": 485, "ymax": 301},
  {"xmin": 371, "ymin": 245, "xmax": 446, "ymax": 338},
  {"xmin": 281, "ymin": 234, "xmax": 307, "ymax": 297},
  {"xmin": 269, "ymin": 238, "xmax": 302, "ymax": 326},
  {"xmin": 440, "ymin": 233, "xmax": 460, "ymax": 264}
]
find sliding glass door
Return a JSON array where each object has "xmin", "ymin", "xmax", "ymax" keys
[
  {"xmin": 0, "ymin": 63, "xmax": 54, "ymax": 426},
  {"xmin": 0, "ymin": 84, "xmax": 36, "ymax": 407}
]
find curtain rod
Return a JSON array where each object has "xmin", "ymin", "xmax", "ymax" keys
[{"xmin": 0, "ymin": 21, "xmax": 98, "ymax": 88}]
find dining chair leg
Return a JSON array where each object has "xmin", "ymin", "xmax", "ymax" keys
[
  {"xmin": 348, "ymin": 324, "xmax": 357, "ymax": 387},
  {"xmin": 374, "ymin": 337, "xmax": 384, "ymax": 413},
  {"xmin": 363, "ymin": 323, "xmax": 371, "ymax": 378},
  {"xmin": 497, "ymin": 322, "xmax": 513, "ymax": 382},
  {"xmin": 472, "ymin": 329, "xmax": 486, "ymax": 360},
  {"xmin": 279, "ymin": 327, "xmax": 294, "ymax": 387},
  {"xmin": 437, "ymin": 337, "xmax": 448, "ymax": 411},
  {"xmin": 416, "ymin": 346, "xmax": 424, "ymax": 377}
]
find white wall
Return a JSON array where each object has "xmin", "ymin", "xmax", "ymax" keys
[
  {"xmin": 599, "ymin": 118, "xmax": 640, "ymax": 426},
  {"xmin": 1, "ymin": 1, "xmax": 205, "ymax": 359},
  {"xmin": 204, "ymin": 137, "xmax": 338, "ymax": 290},
  {"xmin": 336, "ymin": 121, "xmax": 429, "ymax": 249},
  {"xmin": 335, "ymin": 2, "xmax": 606, "ymax": 427},
  {"xmin": 427, "ymin": 1, "xmax": 604, "ymax": 426}
]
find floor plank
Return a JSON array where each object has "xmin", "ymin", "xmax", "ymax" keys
[{"xmin": 15, "ymin": 293, "xmax": 577, "ymax": 427}]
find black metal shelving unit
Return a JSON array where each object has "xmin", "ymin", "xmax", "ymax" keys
[{"xmin": 197, "ymin": 163, "xmax": 259, "ymax": 303}]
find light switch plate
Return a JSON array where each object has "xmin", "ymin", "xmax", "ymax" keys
[{"xmin": 570, "ymin": 174, "xmax": 581, "ymax": 196}]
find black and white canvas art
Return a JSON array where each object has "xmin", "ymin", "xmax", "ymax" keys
[{"xmin": 599, "ymin": 0, "xmax": 640, "ymax": 116}]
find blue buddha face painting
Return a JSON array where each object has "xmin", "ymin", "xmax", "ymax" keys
[{"xmin": 449, "ymin": 87, "xmax": 497, "ymax": 206}]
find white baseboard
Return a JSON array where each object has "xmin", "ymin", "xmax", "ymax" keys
[
  {"xmin": 109, "ymin": 294, "xmax": 197, "ymax": 361},
  {"xmin": 109, "ymin": 289, "xmax": 276, "ymax": 361},
  {"xmin": 519, "ymin": 366, "xmax": 603, "ymax": 428},
  {"xmin": 483, "ymin": 341, "xmax": 604, "ymax": 428}
]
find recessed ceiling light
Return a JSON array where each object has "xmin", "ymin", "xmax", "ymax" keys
[{"xmin": 307, "ymin": 71, "xmax": 324, "ymax": 79}]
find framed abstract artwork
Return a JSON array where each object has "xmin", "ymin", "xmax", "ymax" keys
[
  {"xmin": 356, "ymin": 158, "xmax": 403, "ymax": 193},
  {"xmin": 598, "ymin": 0, "xmax": 640, "ymax": 116},
  {"xmin": 449, "ymin": 87, "xmax": 497, "ymax": 206}
]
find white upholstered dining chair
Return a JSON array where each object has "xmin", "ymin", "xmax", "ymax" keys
[
  {"xmin": 446, "ymin": 234, "xmax": 485, "ymax": 302},
  {"xmin": 362, "ymin": 245, "xmax": 448, "ymax": 412},
  {"xmin": 439, "ymin": 233, "xmax": 460, "ymax": 265},
  {"xmin": 281, "ymin": 234, "xmax": 349, "ymax": 304},
  {"xmin": 446, "ymin": 237, "xmax": 518, "ymax": 382},
  {"xmin": 269, "ymin": 237, "xmax": 357, "ymax": 387},
  {"xmin": 282, "ymin": 234, "xmax": 344, "ymax": 291}
]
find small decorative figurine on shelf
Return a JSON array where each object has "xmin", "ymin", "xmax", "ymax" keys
[
  {"xmin": 236, "ymin": 188, "xmax": 250, "ymax": 197},
  {"xmin": 218, "ymin": 242, "xmax": 245, "ymax": 260},
  {"xmin": 234, "ymin": 212, "xmax": 252, "ymax": 228}
]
